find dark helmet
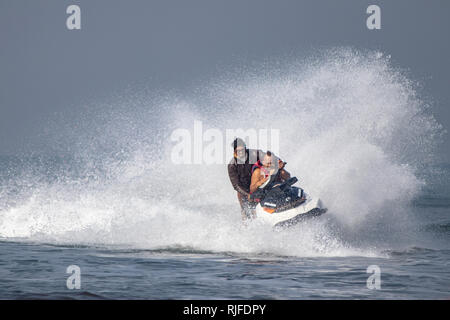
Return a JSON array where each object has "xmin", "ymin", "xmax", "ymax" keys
[{"xmin": 231, "ymin": 137, "xmax": 246, "ymax": 151}]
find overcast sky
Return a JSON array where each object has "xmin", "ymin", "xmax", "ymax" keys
[{"xmin": 1, "ymin": 0, "xmax": 449, "ymax": 161}]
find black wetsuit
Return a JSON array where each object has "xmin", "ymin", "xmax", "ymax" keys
[{"xmin": 227, "ymin": 149, "xmax": 262, "ymax": 219}]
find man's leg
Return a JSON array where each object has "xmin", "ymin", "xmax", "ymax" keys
[{"xmin": 237, "ymin": 192, "xmax": 256, "ymax": 221}]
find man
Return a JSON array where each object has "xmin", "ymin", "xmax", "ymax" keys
[
  {"xmin": 227, "ymin": 138, "xmax": 261, "ymax": 220},
  {"xmin": 227, "ymin": 138, "xmax": 289, "ymax": 221},
  {"xmin": 249, "ymin": 150, "xmax": 290, "ymax": 194}
]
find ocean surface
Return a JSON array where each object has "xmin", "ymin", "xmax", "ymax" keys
[
  {"xmin": 1, "ymin": 159, "xmax": 449, "ymax": 300},
  {"xmin": 0, "ymin": 49, "xmax": 449, "ymax": 299},
  {"xmin": 0, "ymin": 237, "xmax": 449, "ymax": 299},
  {"xmin": 1, "ymin": 168, "xmax": 449, "ymax": 300}
]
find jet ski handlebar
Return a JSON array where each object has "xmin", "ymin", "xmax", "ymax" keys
[
  {"xmin": 276, "ymin": 177, "xmax": 298, "ymax": 191},
  {"xmin": 284, "ymin": 177, "xmax": 298, "ymax": 186}
]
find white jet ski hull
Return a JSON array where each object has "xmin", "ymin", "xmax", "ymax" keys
[{"xmin": 255, "ymin": 194, "xmax": 326, "ymax": 228}]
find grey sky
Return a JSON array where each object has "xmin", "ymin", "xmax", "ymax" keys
[{"xmin": 1, "ymin": 0, "xmax": 449, "ymax": 161}]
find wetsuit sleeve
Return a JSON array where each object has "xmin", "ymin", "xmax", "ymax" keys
[{"xmin": 228, "ymin": 163, "xmax": 250, "ymax": 197}]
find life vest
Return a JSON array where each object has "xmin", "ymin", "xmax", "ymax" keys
[
  {"xmin": 252, "ymin": 159, "xmax": 284, "ymax": 190},
  {"xmin": 252, "ymin": 160, "xmax": 278, "ymax": 192},
  {"xmin": 251, "ymin": 160, "xmax": 270, "ymax": 178}
]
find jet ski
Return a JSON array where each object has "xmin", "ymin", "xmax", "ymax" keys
[{"xmin": 251, "ymin": 177, "xmax": 327, "ymax": 228}]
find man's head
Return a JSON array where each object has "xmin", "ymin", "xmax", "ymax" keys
[
  {"xmin": 232, "ymin": 138, "xmax": 247, "ymax": 160},
  {"xmin": 262, "ymin": 151, "xmax": 273, "ymax": 168},
  {"xmin": 262, "ymin": 151, "xmax": 280, "ymax": 175}
]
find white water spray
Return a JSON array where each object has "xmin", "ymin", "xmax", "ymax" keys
[{"xmin": 0, "ymin": 49, "xmax": 442, "ymax": 257}]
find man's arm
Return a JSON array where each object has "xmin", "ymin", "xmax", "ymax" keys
[
  {"xmin": 250, "ymin": 168, "xmax": 267, "ymax": 194},
  {"xmin": 280, "ymin": 168, "xmax": 291, "ymax": 181},
  {"xmin": 228, "ymin": 163, "xmax": 250, "ymax": 197},
  {"xmin": 277, "ymin": 159, "xmax": 291, "ymax": 181}
]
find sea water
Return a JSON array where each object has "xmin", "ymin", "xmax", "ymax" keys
[{"xmin": 0, "ymin": 49, "xmax": 449, "ymax": 299}]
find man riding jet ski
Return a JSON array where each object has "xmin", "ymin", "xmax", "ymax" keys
[{"xmin": 250, "ymin": 151, "xmax": 327, "ymax": 228}]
